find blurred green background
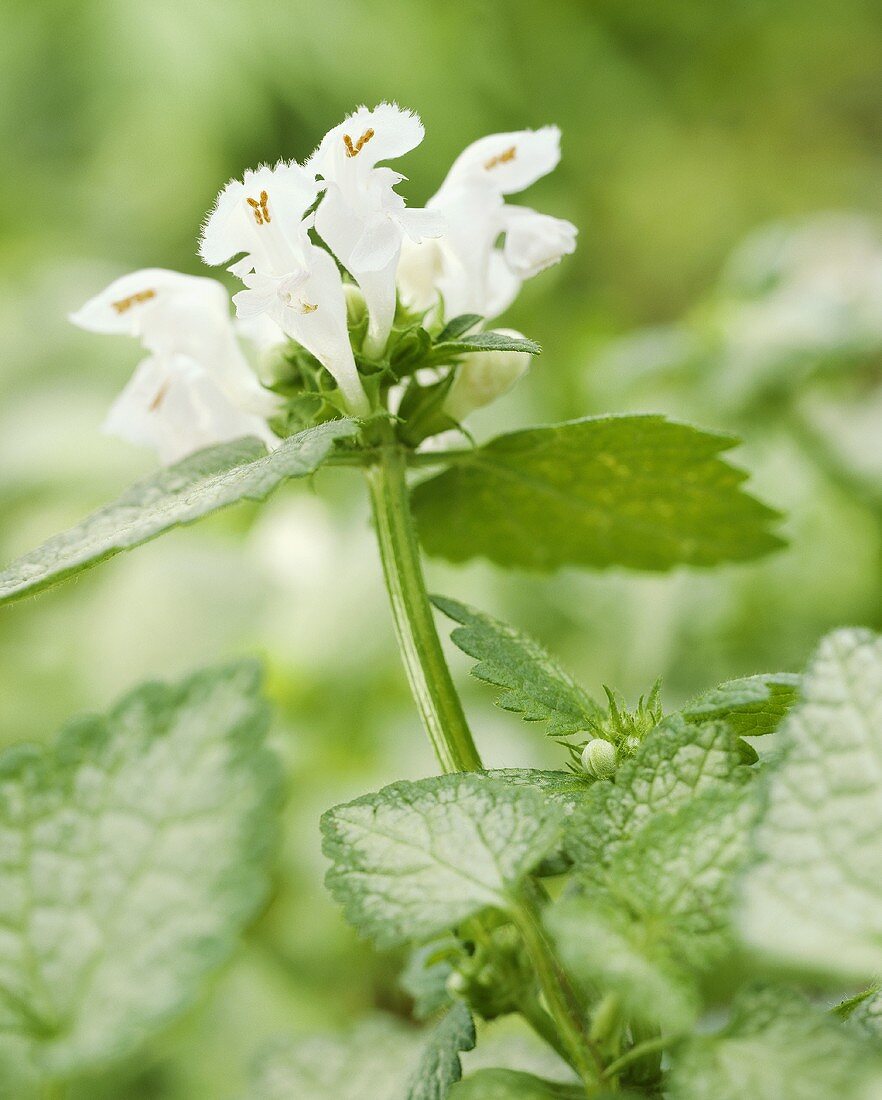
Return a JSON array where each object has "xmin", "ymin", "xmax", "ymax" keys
[{"xmin": 2, "ymin": 0, "xmax": 882, "ymax": 1095}]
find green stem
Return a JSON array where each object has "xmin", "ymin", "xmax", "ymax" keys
[
  {"xmin": 517, "ymin": 988, "xmax": 579, "ymax": 1070},
  {"xmin": 602, "ymin": 1033, "xmax": 675, "ymax": 1081},
  {"xmin": 512, "ymin": 891, "xmax": 604, "ymax": 1093},
  {"xmin": 365, "ymin": 432, "xmax": 482, "ymax": 773}
]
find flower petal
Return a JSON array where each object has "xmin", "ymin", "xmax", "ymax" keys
[
  {"xmin": 502, "ymin": 206, "xmax": 578, "ymax": 278},
  {"xmin": 441, "ymin": 126, "xmax": 562, "ymax": 195}
]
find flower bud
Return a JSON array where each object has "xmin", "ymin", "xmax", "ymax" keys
[
  {"xmin": 442, "ymin": 330, "xmax": 531, "ymax": 422},
  {"xmin": 344, "ymin": 283, "xmax": 367, "ymax": 327},
  {"xmin": 581, "ymin": 738, "xmax": 617, "ymax": 780}
]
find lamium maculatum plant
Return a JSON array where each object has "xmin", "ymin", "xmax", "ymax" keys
[{"xmin": 2, "ymin": 104, "xmax": 882, "ymax": 1100}]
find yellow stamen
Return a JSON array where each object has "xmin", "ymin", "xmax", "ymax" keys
[
  {"xmin": 148, "ymin": 380, "xmax": 170, "ymax": 412},
  {"xmin": 343, "ymin": 128, "xmax": 375, "ymax": 158},
  {"xmin": 111, "ymin": 288, "xmax": 157, "ymax": 314},
  {"xmin": 299, "ymin": 301, "xmax": 319, "ymax": 314},
  {"xmin": 484, "ymin": 145, "xmax": 517, "ymax": 170},
  {"xmin": 246, "ymin": 190, "xmax": 271, "ymax": 225}
]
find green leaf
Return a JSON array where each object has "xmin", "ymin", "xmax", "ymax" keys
[
  {"xmin": 565, "ymin": 715, "xmax": 749, "ymax": 871},
  {"xmin": 739, "ymin": 629, "xmax": 882, "ymax": 982},
  {"xmin": 551, "ymin": 786, "xmax": 757, "ymax": 1030},
  {"xmin": 0, "ymin": 663, "xmax": 280, "ymax": 1078},
  {"xmin": 429, "ymin": 332, "xmax": 542, "ymax": 363},
  {"xmin": 436, "ymin": 315, "xmax": 484, "ymax": 342},
  {"xmin": 401, "ymin": 942, "xmax": 458, "ymax": 1020},
  {"xmin": 681, "ymin": 672, "xmax": 800, "ymax": 737},
  {"xmin": 451, "ymin": 1068, "xmax": 587, "ymax": 1098},
  {"xmin": 250, "ymin": 1018, "xmax": 422, "ymax": 1100},
  {"xmin": 842, "ymin": 989, "xmax": 882, "ymax": 1041},
  {"xmin": 407, "ymin": 1003, "xmax": 475, "ymax": 1100},
  {"xmin": 411, "ymin": 415, "xmax": 783, "ymax": 572},
  {"xmin": 549, "ymin": 894, "xmax": 700, "ymax": 1032},
  {"xmin": 486, "ymin": 770, "xmax": 595, "ymax": 813},
  {"xmin": 433, "ymin": 597, "xmax": 603, "ymax": 737},
  {"xmin": 0, "ymin": 419, "xmax": 357, "ymax": 606},
  {"xmin": 667, "ymin": 985, "xmax": 882, "ymax": 1100},
  {"xmin": 321, "ymin": 774, "xmax": 564, "ymax": 948}
]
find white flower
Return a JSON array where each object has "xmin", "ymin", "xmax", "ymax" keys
[
  {"xmin": 200, "ymin": 162, "xmax": 369, "ymax": 415},
  {"xmin": 397, "ymin": 126, "xmax": 577, "ymax": 321},
  {"xmin": 308, "ymin": 103, "xmax": 445, "ymax": 357},
  {"xmin": 71, "ymin": 268, "xmax": 281, "ymax": 464},
  {"xmin": 442, "ymin": 329, "xmax": 532, "ymax": 421},
  {"xmin": 103, "ymin": 352, "xmax": 278, "ymax": 466}
]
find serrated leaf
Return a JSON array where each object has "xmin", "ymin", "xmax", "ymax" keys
[
  {"xmin": 321, "ymin": 774, "xmax": 564, "ymax": 948},
  {"xmin": 667, "ymin": 985, "xmax": 882, "ymax": 1100},
  {"xmin": 451, "ymin": 1068, "xmax": 588, "ymax": 1098},
  {"xmin": 250, "ymin": 1018, "xmax": 422, "ymax": 1100},
  {"xmin": 0, "ymin": 663, "xmax": 280, "ymax": 1078},
  {"xmin": 407, "ymin": 1002, "xmax": 475, "ymax": 1100},
  {"xmin": 434, "ymin": 597, "xmax": 603, "ymax": 737},
  {"xmin": 551, "ymin": 786, "xmax": 757, "ymax": 1030},
  {"xmin": 486, "ymin": 770, "xmax": 595, "ymax": 813},
  {"xmin": 565, "ymin": 715, "xmax": 749, "ymax": 871},
  {"xmin": 429, "ymin": 332, "xmax": 542, "ymax": 362},
  {"xmin": 411, "ymin": 415, "xmax": 783, "ymax": 572},
  {"xmin": 681, "ymin": 672, "xmax": 800, "ymax": 736},
  {"xmin": 0, "ymin": 419, "xmax": 357, "ymax": 606},
  {"xmin": 739, "ymin": 629, "xmax": 882, "ymax": 982},
  {"xmin": 549, "ymin": 894, "xmax": 700, "ymax": 1032}
]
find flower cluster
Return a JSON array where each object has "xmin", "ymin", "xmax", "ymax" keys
[{"xmin": 71, "ymin": 104, "xmax": 576, "ymax": 464}]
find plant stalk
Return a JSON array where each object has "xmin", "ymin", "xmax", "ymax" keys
[
  {"xmin": 365, "ymin": 434, "xmax": 483, "ymax": 773},
  {"xmin": 512, "ymin": 888, "xmax": 604, "ymax": 1093}
]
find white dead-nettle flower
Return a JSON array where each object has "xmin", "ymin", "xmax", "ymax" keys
[
  {"xmin": 308, "ymin": 103, "xmax": 445, "ymax": 358},
  {"xmin": 397, "ymin": 126, "xmax": 577, "ymax": 320},
  {"xmin": 200, "ymin": 162, "xmax": 370, "ymax": 416},
  {"xmin": 442, "ymin": 329, "xmax": 532, "ymax": 422},
  {"xmin": 70, "ymin": 269, "xmax": 280, "ymax": 465}
]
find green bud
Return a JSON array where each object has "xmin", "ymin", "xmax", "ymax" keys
[
  {"xmin": 445, "ymin": 970, "xmax": 468, "ymax": 997},
  {"xmin": 442, "ymin": 329, "xmax": 532, "ymax": 421},
  {"xmin": 581, "ymin": 738, "xmax": 617, "ymax": 779}
]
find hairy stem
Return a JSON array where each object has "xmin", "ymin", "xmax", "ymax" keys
[
  {"xmin": 512, "ymin": 888, "xmax": 604, "ymax": 1093},
  {"xmin": 365, "ymin": 431, "xmax": 483, "ymax": 773}
]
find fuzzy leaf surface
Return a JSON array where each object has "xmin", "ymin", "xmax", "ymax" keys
[
  {"xmin": 412, "ymin": 416, "xmax": 783, "ymax": 572},
  {"xmin": 0, "ymin": 663, "xmax": 279, "ymax": 1077},
  {"xmin": 407, "ymin": 1003, "xmax": 475, "ymax": 1100},
  {"xmin": 321, "ymin": 774, "xmax": 564, "ymax": 948},
  {"xmin": 681, "ymin": 673, "xmax": 800, "ymax": 737},
  {"xmin": 434, "ymin": 597, "xmax": 603, "ymax": 736},
  {"xmin": 739, "ymin": 629, "xmax": 882, "ymax": 981},
  {"xmin": 451, "ymin": 1069, "xmax": 588, "ymax": 1098},
  {"xmin": 667, "ymin": 986, "xmax": 882, "ymax": 1100},
  {"xmin": 250, "ymin": 1018, "xmax": 421, "ymax": 1100},
  {"xmin": 0, "ymin": 419, "xmax": 356, "ymax": 605}
]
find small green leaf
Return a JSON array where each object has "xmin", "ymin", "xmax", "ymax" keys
[
  {"xmin": 451, "ymin": 1068, "xmax": 587, "ymax": 1098},
  {"xmin": 429, "ymin": 333, "xmax": 542, "ymax": 363},
  {"xmin": 411, "ymin": 415, "xmax": 783, "ymax": 572},
  {"xmin": 0, "ymin": 419, "xmax": 357, "ymax": 606},
  {"xmin": 0, "ymin": 663, "xmax": 280, "ymax": 1078},
  {"xmin": 433, "ymin": 597, "xmax": 603, "ymax": 737},
  {"xmin": 842, "ymin": 989, "xmax": 882, "ymax": 1041},
  {"xmin": 739, "ymin": 629, "xmax": 882, "ymax": 982},
  {"xmin": 407, "ymin": 1003, "xmax": 475, "ymax": 1100},
  {"xmin": 249, "ymin": 1018, "xmax": 422, "ymax": 1100},
  {"xmin": 436, "ymin": 315, "xmax": 484, "ymax": 342},
  {"xmin": 682, "ymin": 673, "xmax": 800, "ymax": 737},
  {"xmin": 401, "ymin": 942, "xmax": 457, "ymax": 1020},
  {"xmin": 321, "ymin": 774, "xmax": 564, "ymax": 948},
  {"xmin": 667, "ymin": 985, "xmax": 882, "ymax": 1100}
]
